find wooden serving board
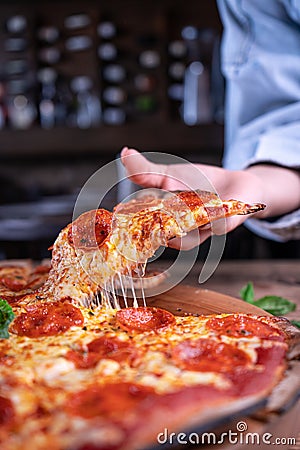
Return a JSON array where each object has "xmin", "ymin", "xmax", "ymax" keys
[{"xmin": 147, "ymin": 284, "xmax": 271, "ymax": 316}]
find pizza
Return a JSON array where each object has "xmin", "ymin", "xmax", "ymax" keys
[
  {"xmin": 25, "ymin": 190, "xmax": 265, "ymax": 307},
  {"xmin": 1, "ymin": 189, "xmax": 296, "ymax": 450},
  {"xmin": 0, "ymin": 293, "xmax": 299, "ymax": 450}
]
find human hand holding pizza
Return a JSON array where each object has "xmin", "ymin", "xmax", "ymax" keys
[{"xmin": 121, "ymin": 147, "xmax": 300, "ymax": 249}]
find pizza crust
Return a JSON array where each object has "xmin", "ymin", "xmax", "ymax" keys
[{"xmin": 266, "ymin": 316, "xmax": 300, "ymax": 359}]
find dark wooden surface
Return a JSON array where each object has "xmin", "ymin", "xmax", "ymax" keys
[
  {"xmin": 192, "ymin": 260, "xmax": 300, "ymax": 323},
  {"xmin": 150, "ymin": 259, "xmax": 300, "ymax": 321}
]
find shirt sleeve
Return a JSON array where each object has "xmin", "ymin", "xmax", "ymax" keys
[
  {"xmin": 246, "ymin": 211, "xmax": 300, "ymax": 243},
  {"xmin": 217, "ymin": 0, "xmax": 300, "ymax": 241},
  {"xmin": 246, "ymin": 122, "xmax": 300, "ymax": 169}
]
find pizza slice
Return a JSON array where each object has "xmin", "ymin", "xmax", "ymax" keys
[
  {"xmin": 0, "ymin": 261, "xmax": 50, "ymax": 305},
  {"xmin": 23, "ymin": 190, "xmax": 265, "ymax": 307}
]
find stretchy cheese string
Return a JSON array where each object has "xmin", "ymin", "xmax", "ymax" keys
[
  {"xmin": 96, "ymin": 268, "xmax": 147, "ymax": 310},
  {"xmin": 117, "ymin": 272, "xmax": 128, "ymax": 308}
]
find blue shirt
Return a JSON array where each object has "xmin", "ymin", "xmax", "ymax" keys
[{"xmin": 217, "ymin": 0, "xmax": 300, "ymax": 241}]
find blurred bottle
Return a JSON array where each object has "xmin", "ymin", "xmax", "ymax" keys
[
  {"xmin": 64, "ymin": 14, "xmax": 91, "ymax": 30},
  {"xmin": 0, "ymin": 82, "xmax": 6, "ymax": 129},
  {"xmin": 103, "ymin": 107, "xmax": 125, "ymax": 125},
  {"xmin": 37, "ymin": 67, "xmax": 57, "ymax": 129},
  {"xmin": 97, "ymin": 21, "xmax": 117, "ymax": 40},
  {"xmin": 183, "ymin": 61, "xmax": 211, "ymax": 125},
  {"xmin": 6, "ymin": 15, "xmax": 27, "ymax": 34},
  {"xmin": 70, "ymin": 76, "xmax": 101, "ymax": 128},
  {"xmin": 168, "ymin": 40, "xmax": 187, "ymax": 59},
  {"xmin": 8, "ymin": 94, "xmax": 37, "ymax": 129},
  {"xmin": 98, "ymin": 43, "xmax": 117, "ymax": 61},
  {"xmin": 139, "ymin": 50, "xmax": 160, "ymax": 69},
  {"xmin": 65, "ymin": 36, "xmax": 92, "ymax": 52},
  {"xmin": 103, "ymin": 86, "xmax": 125, "ymax": 105},
  {"xmin": 181, "ymin": 25, "xmax": 213, "ymax": 125},
  {"xmin": 103, "ymin": 64, "xmax": 126, "ymax": 84},
  {"xmin": 38, "ymin": 47, "xmax": 61, "ymax": 65},
  {"xmin": 210, "ymin": 35, "xmax": 225, "ymax": 124},
  {"xmin": 37, "ymin": 26, "xmax": 59, "ymax": 44}
]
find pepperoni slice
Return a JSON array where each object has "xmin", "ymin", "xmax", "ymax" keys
[
  {"xmin": 163, "ymin": 191, "xmax": 205, "ymax": 213},
  {"xmin": 172, "ymin": 338, "xmax": 251, "ymax": 373},
  {"xmin": 0, "ymin": 275, "xmax": 27, "ymax": 292},
  {"xmin": 68, "ymin": 209, "xmax": 112, "ymax": 250},
  {"xmin": 66, "ymin": 382, "xmax": 156, "ymax": 420},
  {"xmin": 206, "ymin": 315, "xmax": 285, "ymax": 341},
  {"xmin": 33, "ymin": 265, "xmax": 51, "ymax": 275},
  {"xmin": 114, "ymin": 196, "xmax": 162, "ymax": 214},
  {"xmin": 11, "ymin": 300, "xmax": 84, "ymax": 338},
  {"xmin": 65, "ymin": 336, "xmax": 136, "ymax": 369},
  {"xmin": 0, "ymin": 396, "xmax": 14, "ymax": 427},
  {"xmin": 116, "ymin": 307, "xmax": 176, "ymax": 332}
]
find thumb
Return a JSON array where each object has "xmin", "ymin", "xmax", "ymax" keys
[{"xmin": 120, "ymin": 147, "xmax": 167, "ymax": 188}]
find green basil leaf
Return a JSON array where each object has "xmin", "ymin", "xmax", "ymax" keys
[
  {"xmin": 290, "ymin": 320, "xmax": 300, "ymax": 329},
  {"xmin": 252, "ymin": 296, "xmax": 296, "ymax": 316},
  {"xmin": 0, "ymin": 299, "xmax": 15, "ymax": 339},
  {"xmin": 239, "ymin": 282, "xmax": 255, "ymax": 304}
]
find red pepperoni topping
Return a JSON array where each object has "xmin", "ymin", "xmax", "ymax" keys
[
  {"xmin": 65, "ymin": 336, "xmax": 136, "ymax": 369},
  {"xmin": 0, "ymin": 396, "xmax": 14, "ymax": 427},
  {"xmin": 66, "ymin": 382, "xmax": 156, "ymax": 420},
  {"xmin": 116, "ymin": 307, "xmax": 176, "ymax": 332},
  {"xmin": 68, "ymin": 209, "xmax": 112, "ymax": 250},
  {"xmin": 114, "ymin": 196, "xmax": 162, "ymax": 214},
  {"xmin": 206, "ymin": 315, "xmax": 285, "ymax": 341},
  {"xmin": 11, "ymin": 300, "xmax": 84, "ymax": 338},
  {"xmin": 163, "ymin": 191, "xmax": 204, "ymax": 213},
  {"xmin": 33, "ymin": 264, "xmax": 51, "ymax": 274},
  {"xmin": 0, "ymin": 275, "xmax": 27, "ymax": 292},
  {"xmin": 172, "ymin": 338, "xmax": 251, "ymax": 373}
]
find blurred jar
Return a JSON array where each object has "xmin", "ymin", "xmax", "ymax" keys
[{"xmin": 8, "ymin": 94, "xmax": 37, "ymax": 129}]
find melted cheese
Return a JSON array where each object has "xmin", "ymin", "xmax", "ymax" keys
[{"xmin": 1, "ymin": 308, "xmax": 287, "ymax": 450}]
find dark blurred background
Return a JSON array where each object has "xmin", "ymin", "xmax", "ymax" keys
[{"xmin": 0, "ymin": 0, "xmax": 298, "ymax": 260}]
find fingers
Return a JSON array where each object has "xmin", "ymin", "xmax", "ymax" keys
[
  {"xmin": 120, "ymin": 147, "xmax": 167, "ymax": 188},
  {"xmin": 167, "ymin": 216, "xmax": 247, "ymax": 251},
  {"xmin": 120, "ymin": 147, "xmax": 205, "ymax": 191},
  {"xmin": 168, "ymin": 229, "xmax": 212, "ymax": 250}
]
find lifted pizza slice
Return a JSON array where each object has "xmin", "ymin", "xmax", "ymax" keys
[{"xmin": 25, "ymin": 190, "xmax": 265, "ymax": 307}]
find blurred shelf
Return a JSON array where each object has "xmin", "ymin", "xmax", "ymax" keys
[
  {"xmin": 0, "ymin": 0, "xmax": 224, "ymax": 159},
  {"xmin": 0, "ymin": 123, "xmax": 223, "ymax": 158}
]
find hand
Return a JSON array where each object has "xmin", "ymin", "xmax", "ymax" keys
[
  {"xmin": 120, "ymin": 147, "xmax": 300, "ymax": 248},
  {"xmin": 120, "ymin": 147, "xmax": 261, "ymax": 248}
]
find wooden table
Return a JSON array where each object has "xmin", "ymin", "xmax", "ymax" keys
[
  {"xmin": 187, "ymin": 259, "xmax": 300, "ymax": 323},
  {"xmin": 151, "ymin": 259, "xmax": 300, "ymax": 449}
]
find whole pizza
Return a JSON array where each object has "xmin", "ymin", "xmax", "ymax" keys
[{"xmin": 0, "ymin": 190, "xmax": 299, "ymax": 450}]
